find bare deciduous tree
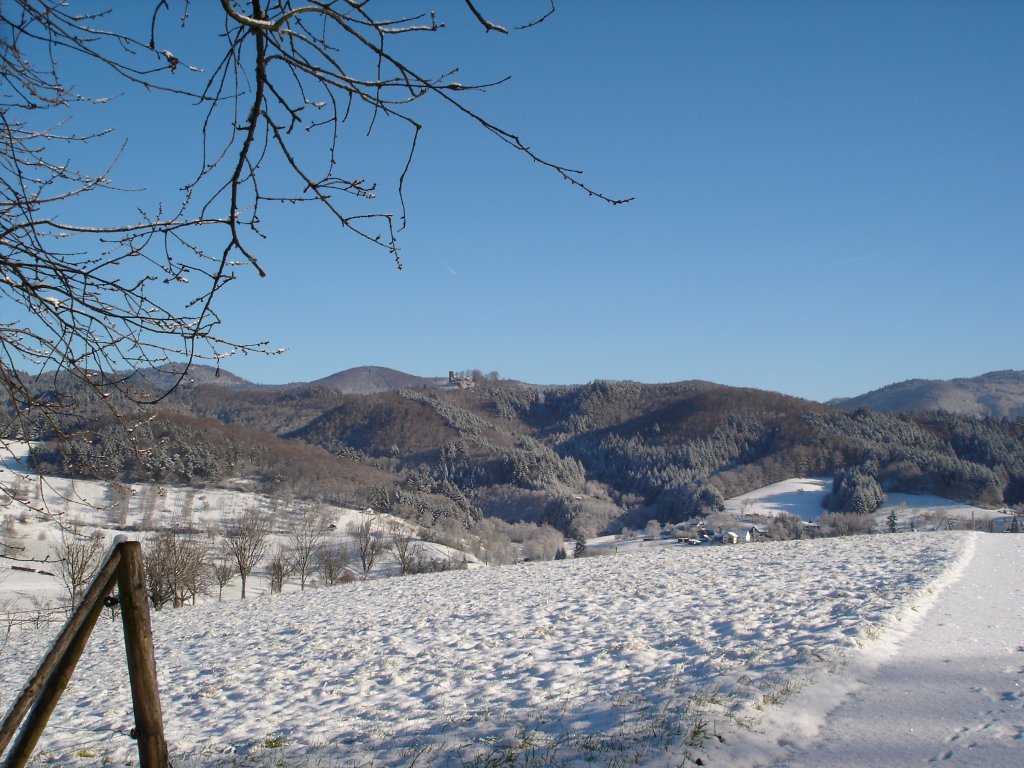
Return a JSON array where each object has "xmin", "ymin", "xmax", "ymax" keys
[
  {"xmin": 518, "ymin": 523, "xmax": 565, "ymax": 562},
  {"xmin": 1, "ymin": 508, "xmax": 25, "ymax": 559},
  {"xmin": 178, "ymin": 537, "xmax": 211, "ymax": 607},
  {"xmin": 212, "ymin": 556, "xmax": 235, "ymax": 602},
  {"xmin": 222, "ymin": 507, "xmax": 271, "ymax": 599},
  {"xmin": 266, "ymin": 544, "xmax": 292, "ymax": 595},
  {"xmin": 386, "ymin": 518, "xmax": 419, "ymax": 577},
  {"xmin": 469, "ymin": 517, "xmax": 515, "ymax": 565},
  {"xmin": 287, "ymin": 503, "xmax": 328, "ymax": 591},
  {"xmin": 819, "ymin": 512, "xmax": 875, "ymax": 537},
  {"xmin": 349, "ymin": 515, "xmax": 383, "ymax": 581},
  {"xmin": 53, "ymin": 522, "xmax": 105, "ymax": 607},
  {"xmin": 144, "ymin": 531, "xmax": 179, "ymax": 610},
  {"xmin": 144, "ymin": 526, "xmax": 211, "ymax": 609},
  {"xmin": 316, "ymin": 544, "xmax": 350, "ymax": 587},
  {"xmin": 0, "ymin": 2, "xmax": 625, "ymax": 501}
]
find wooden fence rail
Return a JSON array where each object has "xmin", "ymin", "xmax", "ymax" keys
[{"xmin": 0, "ymin": 539, "xmax": 167, "ymax": 768}]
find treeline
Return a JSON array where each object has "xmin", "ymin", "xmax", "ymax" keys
[
  {"xmin": 30, "ymin": 411, "xmax": 403, "ymax": 511},
  {"xmin": 807, "ymin": 410, "xmax": 1024, "ymax": 512}
]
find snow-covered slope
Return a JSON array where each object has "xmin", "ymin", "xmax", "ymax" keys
[
  {"xmin": 2, "ymin": 531, "xmax": 999, "ymax": 767},
  {"xmin": 1, "ymin": 443, "xmax": 473, "ymax": 610},
  {"xmin": 724, "ymin": 476, "xmax": 1013, "ymax": 530}
]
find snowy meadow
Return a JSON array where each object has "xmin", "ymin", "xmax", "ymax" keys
[{"xmin": 2, "ymin": 531, "xmax": 976, "ymax": 767}]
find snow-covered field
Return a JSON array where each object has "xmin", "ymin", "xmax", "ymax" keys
[
  {"xmin": 724, "ymin": 477, "xmax": 1014, "ymax": 530},
  {"xmin": 1, "ymin": 447, "xmax": 470, "ymax": 610},
  {"xmin": 6, "ymin": 529, "xmax": 1017, "ymax": 767},
  {"xmin": 723, "ymin": 478, "xmax": 834, "ymax": 519},
  {"xmin": 4, "ymin": 444, "xmax": 1023, "ymax": 766}
]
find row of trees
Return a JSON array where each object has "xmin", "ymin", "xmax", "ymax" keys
[
  {"xmin": 49, "ymin": 505, "xmax": 459, "ymax": 610},
  {"xmin": 152, "ymin": 506, "xmax": 436, "ymax": 607}
]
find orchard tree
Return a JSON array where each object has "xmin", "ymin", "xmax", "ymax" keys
[
  {"xmin": 53, "ymin": 522, "xmax": 105, "ymax": 607},
  {"xmin": 386, "ymin": 517, "xmax": 419, "ymax": 576},
  {"xmin": 212, "ymin": 555, "xmax": 235, "ymax": 601},
  {"xmin": 0, "ymin": 1, "xmax": 626, "ymax": 500},
  {"xmin": 316, "ymin": 544, "xmax": 350, "ymax": 587},
  {"xmin": 349, "ymin": 515, "xmax": 383, "ymax": 580},
  {"xmin": 266, "ymin": 544, "xmax": 292, "ymax": 595},
  {"xmin": 287, "ymin": 503, "xmax": 328, "ymax": 591},
  {"xmin": 144, "ymin": 527, "xmax": 211, "ymax": 609},
  {"xmin": 221, "ymin": 507, "xmax": 271, "ymax": 599}
]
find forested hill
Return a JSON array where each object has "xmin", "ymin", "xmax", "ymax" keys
[
  {"xmin": 831, "ymin": 370, "xmax": 1024, "ymax": 417},
  {"xmin": 20, "ymin": 375, "xmax": 1024, "ymax": 537}
]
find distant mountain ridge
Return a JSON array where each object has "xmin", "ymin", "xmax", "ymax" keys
[
  {"xmin": 831, "ymin": 370, "xmax": 1024, "ymax": 417},
  {"xmin": 138, "ymin": 365, "xmax": 1024, "ymax": 417},
  {"xmin": 308, "ymin": 365, "xmax": 440, "ymax": 394},
  {"xmin": 30, "ymin": 365, "xmax": 1024, "ymax": 535},
  {"xmin": 145, "ymin": 364, "xmax": 254, "ymax": 388}
]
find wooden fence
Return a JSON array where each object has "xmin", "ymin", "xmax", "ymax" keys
[{"xmin": 0, "ymin": 538, "xmax": 167, "ymax": 768}]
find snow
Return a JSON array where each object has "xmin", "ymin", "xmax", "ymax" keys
[
  {"xmin": 6, "ymin": 530, "xmax": 1020, "ymax": 767},
  {"xmin": 1, "ymin": 442, "xmax": 471, "ymax": 609},
  {"xmin": 724, "ymin": 476, "xmax": 1013, "ymax": 531},
  {"xmin": 3, "ymin": 445, "xmax": 1023, "ymax": 766},
  {"xmin": 724, "ymin": 478, "xmax": 833, "ymax": 520},
  {"xmin": 876, "ymin": 492, "xmax": 1014, "ymax": 532},
  {"xmin": 770, "ymin": 532, "xmax": 1024, "ymax": 767}
]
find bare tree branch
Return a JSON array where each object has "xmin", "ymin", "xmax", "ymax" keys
[{"xmin": 1, "ymin": 1, "xmax": 627, "ymax": 497}]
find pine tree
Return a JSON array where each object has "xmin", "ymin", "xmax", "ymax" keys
[{"xmin": 573, "ymin": 535, "xmax": 588, "ymax": 559}]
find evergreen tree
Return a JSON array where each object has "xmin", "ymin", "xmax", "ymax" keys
[{"xmin": 573, "ymin": 535, "xmax": 588, "ymax": 559}]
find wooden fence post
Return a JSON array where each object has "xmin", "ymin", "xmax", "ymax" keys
[
  {"xmin": 117, "ymin": 541, "xmax": 168, "ymax": 768},
  {"xmin": 1, "ymin": 540, "xmax": 169, "ymax": 768},
  {"xmin": 0, "ymin": 550, "xmax": 122, "ymax": 768}
]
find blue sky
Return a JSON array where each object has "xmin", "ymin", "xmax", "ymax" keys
[{"xmin": 70, "ymin": 2, "xmax": 1024, "ymax": 401}]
